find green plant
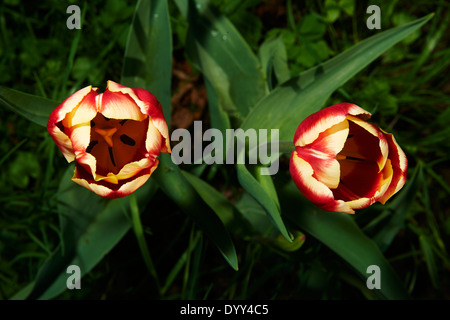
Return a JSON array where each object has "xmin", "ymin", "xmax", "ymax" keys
[{"xmin": 0, "ymin": 0, "xmax": 448, "ymax": 300}]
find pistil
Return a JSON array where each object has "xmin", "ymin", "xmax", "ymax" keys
[{"xmin": 94, "ymin": 127, "xmax": 118, "ymax": 147}]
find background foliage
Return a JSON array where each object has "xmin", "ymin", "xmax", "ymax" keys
[{"xmin": 0, "ymin": 0, "xmax": 449, "ymax": 299}]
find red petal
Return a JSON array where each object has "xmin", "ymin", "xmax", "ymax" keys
[
  {"xmin": 98, "ymin": 90, "xmax": 147, "ymax": 121},
  {"xmin": 47, "ymin": 86, "xmax": 98, "ymax": 162},
  {"xmin": 294, "ymin": 103, "xmax": 371, "ymax": 148},
  {"xmin": 378, "ymin": 132, "xmax": 408, "ymax": 204},
  {"xmin": 296, "ymin": 119, "xmax": 349, "ymax": 188},
  {"xmin": 107, "ymin": 80, "xmax": 171, "ymax": 153},
  {"xmin": 72, "ymin": 160, "xmax": 158, "ymax": 199},
  {"xmin": 345, "ymin": 116, "xmax": 388, "ymax": 172},
  {"xmin": 290, "ymin": 151, "xmax": 355, "ymax": 214}
]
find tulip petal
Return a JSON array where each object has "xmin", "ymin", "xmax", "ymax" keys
[
  {"xmin": 341, "ymin": 159, "xmax": 394, "ymax": 210},
  {"xmin": 76, "ymin": 151, "xmax": 97, "ymax": 178},
  {"xmin": 69, "ymin": 125, "xmax": 92, "ymax": 157},
  {"xmin": 376, "ymin": 158, "xmax": 394, "ymax": 201},
  {"xmin": 72, "ymin": 174, "xmax": 116, "ymax": 198},
  {"xmin": 115, "ymin": 158, "xmax": 153, "ymax": 180},
  {"xmin": 48, "ymin": 81, "xmax": 170, "ymax": 199},
  {"xmin": 290, "ymin": 151, "xmax": 355, "ymax": 214},
  {"xmin": 107, "ymin": 80, "xmax": 171, "ymax": 153},
  {"xmin": 47, "ymin": 86, "xmax": 98, "ymax": 163},
  {"xmin": 133, "ymin": 88, "xmax": 171, "ymax": 153},
  {"xmin": 93, "ymin": 158, "xmax": 154, "ymax": 183},
  {"xmin": 48, "ymin": 128, "xmax": 75, "ymax": 163},
  {"xmin": 345, "ymin": 197, "xmax": 373, "ymax": 210},
  {"xmin": 98, "ymin": 89, "xmax": 147, "ymax": 121},
  {"xmin": 48, "ymin": 86, "xmax": 97, "ymax": 125},
  {"xmin": 72, "ymin": 160, "xmax": 158, "ymax": 199},
  {"xmin": 290, "ymin": 103, "xmax": 408, "ymax": 213},
  {"xmin": 294, "ymin": 103, "xmax": 371, "ymax": 148},
  {"xmin": 378, "ymin": 132, "xmax": 408, "ymax": 204},
  {"xmin": 296, "ymin": 119, "xmax": 349, "ymax": 189},
  {"xmin": 113, "ymin": 162, "xmax": 159, "ymax": 198},
  {"xmin": 145, "ymin": 118, "xmax": 163, "ymax": 158},
  {"xmin": 337, "ymin": 157, "xmax": 381, "ymax": 200},
  {"xmin": 113, "ymin": 118, "xmax": 149, "ymax": 168},
  {"xmin": 346, "ymin": 115, "xmax": 389, "ymax": 172},
  {"xmin": 62, "ymin": 90, "xmax": 98, "ymax": 128}
]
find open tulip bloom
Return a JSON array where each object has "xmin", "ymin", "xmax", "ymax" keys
[
  {"xmin": 290, "ymin": 103, "xmax": 407, "ymax": 214},
  {"xmin": 47, "ymin": 81, "xmax": 171, "ymax": 199}
]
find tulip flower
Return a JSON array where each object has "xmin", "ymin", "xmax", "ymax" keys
[
  {"xmin": 290, "ymin": 103, "xmax": 407, "ymax": 214},
  {"xmin": 47, "ymin": 80, "xmax": 171, "ymax": 199}
]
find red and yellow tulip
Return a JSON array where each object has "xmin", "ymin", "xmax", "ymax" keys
[
  {"xmin": 290, "ymin": 103, "xmax": 407, "ymax": 214},
  {"xmin": 47, "ymin": 80, "xmax": 171, "ymax": 198}
]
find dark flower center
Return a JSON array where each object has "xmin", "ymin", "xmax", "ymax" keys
[
  {"xmin": 86, "ymin": 113, "xmax": 148, "ymax": 176},
  {"xmin": 334, "ymin": 120, "xmax": 383, "ymax": 201}
]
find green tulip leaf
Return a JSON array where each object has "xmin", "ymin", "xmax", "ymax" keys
[
  {"xmin": 182, "ymin": 170, "xmax": 234, "ymax": 226},
  {"xmin": 241, "ymin": 14, "xmax": 433, "ymax": 141},
  {"xmin": 363, "ymin": 165, "xmax": 422, "ymax": 252},
  {"xmin": 154, "ymin": 154, "xmax": 239, "ymax": 270},
  {"xmin": 204, "ymin": 77, "xmax": 231, "ymax": 136},
  {"xmin": 258, "ymin": 34, "xmax": 290, "ymax": 90},
  {"xmin": 12, "ymin": 0, "xmax": 173, "ymax": 300},
  {"xmin": 0, "ymin": 86, "xmax": 57, "ymax": 127},
  {"xmin": 234, "ymin": 14, "xmax": 432, "ymax": 245},
  {"xmin": 236, "ymin": 164, "xmax": 291, "ymax": 241},
  {"xmin": 15, "ymin": 164, "xmax": 157, "ymax": 300},
  {"xmin": 281, "ymin": 182, "xmax": 410, "ymax": 300},
  {"xmin": 121, "ymin": 0, "xmax": 237, "ymax": 270},
  {"xmin": 121, "ymin": 0, "xmax": 172, "ymax": 124},
  {"xmin": 178, "ymin": 0, "xmax": 267, "ymax": 122}
]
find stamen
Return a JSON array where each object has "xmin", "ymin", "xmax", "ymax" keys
[
  {"xmin": 336, "ymin": 154, "xmax": 365, "ymax": 161},
  {"xmin": 86, "ymin": 140, "xmax": 98, "ymax": 153},
  {"xmin": 108, "ymin": 147, "xmax": 116, "ymax": 167},
  {"xmin": 346, "ymin": 156, "xmax": 365, "ymax": 161},
  {"xmin": 94, "ymin": 127, "xmax": 117, "ymax": 147},
  {"xmin": 120, "ymin": 134, "xmax": 136, "ymax": 146}
]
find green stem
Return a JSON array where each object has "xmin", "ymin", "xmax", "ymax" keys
[
  {"xmin": 129, "ymin": 193, "xmax": 161, "ymax": 297},
  {"xmin": 278, "ymin": 140, "xmax": 295, "ymax": 154},
  {"xmin": 247, "ymin": 140, "xmax": 295, "ymax": 156}
]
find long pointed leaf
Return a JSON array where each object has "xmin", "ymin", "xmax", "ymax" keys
[
  {"xmin": 364, "ymin": 165, "xmax": 422, "ymax": 252},
  {"xmin": 181, "ymin": 0, "xmax": 267, "ymax": 121},
  {"xmin": 23, "ymin": 165, "xmax": 157, "ymax": 300},
  {"xmin": 281, "ymin": 182, "xmax": 410, "ymax": 300},
  {"xmin": 258, "ymin": 35, "xmax": 290, "ymax": 89},
  {"xmin": 13, "ymin": 0, "xmax": 173, "ymax": 300},
  {"xmin": 242, "ymin": 14, "xmax": 433, "ymax": 141},
  {"xmin": 236, "ymin": 15, "xmax": 432, "ymax": 245},
  {"xmin": 153, "ymin": 154, "xmax": 238, "ymax": 270},
  {"xmin": 0, "ymin": 86, "xmax": 57, "ymax": 127},
  {"xmin": 237, "ymin": 164, "xmax": 291, "ymax": 241},
  {"xmin": 121, "ymin": 0, "xmax": 172, "ymax": 122}
]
